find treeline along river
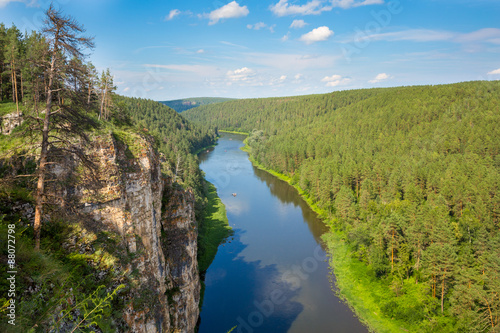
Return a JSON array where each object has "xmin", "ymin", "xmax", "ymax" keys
[{"xmin": 198, "ymin": 133, "xmax": 367, "ymax": 333}]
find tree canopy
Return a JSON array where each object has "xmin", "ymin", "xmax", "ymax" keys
[{"xmin": 184, "ymin": 81, "xmax": 500, "ymax": 332}]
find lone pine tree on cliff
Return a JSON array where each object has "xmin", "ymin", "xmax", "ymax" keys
[{"xmin": 32, "ymin": 4, "xmax": 96, "ymax": 250}]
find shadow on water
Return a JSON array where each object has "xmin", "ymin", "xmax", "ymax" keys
[
  {"xmin": 198, "ymin": 133, "xmax": 368, "ymax": 333},
  {"xmin": 198, "ymin": 229, "xmax": 304, "ymax": 333}
]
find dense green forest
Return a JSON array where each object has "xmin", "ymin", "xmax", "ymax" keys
[
  {"xmin": 113, "ymin": 95, "xmax": 217, "ymax": 214},
  {"xmin": 160, "ymin": 97, "xmax": 235, "ymax": 113},
  {"xmin": 184, "ymin": 81, "xmax": 500, "ymax": 332}
]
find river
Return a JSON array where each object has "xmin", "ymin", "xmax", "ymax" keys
[{"xmin": 198, "ymin": 133, "xmax": 367, "ymax": 333}]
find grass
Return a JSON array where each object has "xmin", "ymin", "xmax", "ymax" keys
[
  {"xmin": 218, "ymin": 129, "xmax": 249, "ymax": 135},
  {"xmin": 111, "ymin": 129, "xmax": 145, "ymax": 159},
  {"xmin": 197, "ymin": 181, "xmax": 232, "ymax": 273},
  {"xmin": 323, "ymin": 232, "xmax": 408, "ymax": 333},
  {"xmin": 239, "ymin": 136, "xmax": 428, "ymax": 333},
  {"xmin": 0, "ymin": 102, "xmax": 17, "ymax": 117},
  {"xmin": 0, "ymin": 211, "xmax": 126, "ymax": 332},
  {"xmin": 241, "ymin": 137, "xmax": 328, "ymax": 218}
]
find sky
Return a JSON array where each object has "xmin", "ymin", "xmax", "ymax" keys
[{"xmin": 1, "ymin": 0, "xmax": 500, "ymax": 100}]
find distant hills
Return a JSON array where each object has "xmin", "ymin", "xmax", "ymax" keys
[{"xmin": 160, "ymin": 97, "xmax": 235, "ymax": 112}]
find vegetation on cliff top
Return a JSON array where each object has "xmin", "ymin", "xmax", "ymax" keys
[
  {"xmin": 184, "ymin": 81, "xmax": 500, "ymax": 332},
  {"xmin": 0, "ymin": 7, "xmax": 228, "ymax": 332}
]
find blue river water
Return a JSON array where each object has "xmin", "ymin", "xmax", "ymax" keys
[{"xmin": 198, "ymin": 133, "xmax": 367, "ymax": 333}]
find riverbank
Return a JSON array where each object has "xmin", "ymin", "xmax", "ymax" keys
[
  {"xmin": 192, "ymin": 143, "xmax": 217, "ymax": 155},
  {"xmin": 218, "ymin": 129, "xmax": 249, "ymax": 135},
  {"xmin": 240, "ymin": 138, "xmax": 412, "ymax": 333},
  {"xmin": 197, "ymin": 180, "xmax": 232, "ymax": 272}
]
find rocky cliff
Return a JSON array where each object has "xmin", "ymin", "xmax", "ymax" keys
[
  {"xmin": 0, "ymin": 112, "xmax": 23, "ymax": 135},
  {"xmin": 45, "ymin": 131, "xmax": 200, "ymax": 332}
]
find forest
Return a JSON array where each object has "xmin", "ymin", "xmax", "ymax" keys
[
  {"xmin": 183, "ymin": 81, "xmax": 500, "ymax": 332},
  {"xmin": 160, "ymin": 97, "xmax": 235, "ymax": 113},
  {"xmin": 0, "ymin": 7, "xmax": 226, "ymax": 331}
]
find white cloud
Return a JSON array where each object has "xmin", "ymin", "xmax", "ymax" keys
[
  {"xmin": 290, "ymin": 19, "xmax": 308, "ymax": 29},
  {"xmin": 331, "ymin": 0, "xmax": 384, "ymax": 9},
  {"xmin": 123, "ymin": 87, "xmax": 130, "ymax": 92},
  {"xmin": 299, "ymin": 26, "xmax": 334, "ymax": 44},
  {"xmin": 353, "ymin": 29, "xmax": 455, "ymax": 43},
  {"xmin": 220, "ymin": 41, "xmax": 248, "ymax": 49},
  {"xmin": 247, "ymin": 22, "xmax": 268, "ymax": 30},
  {"xmin": 322, "ymin": 74, "xmax": 351, "ymax": 87},
  {"xmin": 348, "ymin": 28, "xmax": 500, "ymax": 45},
  {"xmin": 369, "ymin": 73, "xmax": 390, "ymax": 83},
  {"xmin": 166, "ymin": 9, "xmax": 181, "ymax": 21},
  {"xmin": 270, "ymin": 0, "xmax": 332, "ymax": 17},
  {"xmin": 488, "ymin": 68, "xmax": 500, "ymax": 75},
  {"xmin": 143, "ymin": 64, "xmax": 221, "ymax": 76},
  {"xmin": 456, "ymin": 28, "xmax": 500, "ymax": 44},
  {"xmin": 0, "ymin": 0, "xmax": 36, "ymax": 8},
  {"xmin": 282, "ymin": 33, "xmax": 290, "ymax": 41},
  {"xmin": 280, "ymin": 75, "xmax": 287, "ymax": 81},
  {"xmin": 227, "ymin": 67, "xmax": 256, "ymax": 81},
  {"xmin": 196, "ymin": 49, "xmax": 205, "ymax": 54},
  {"xmin": 208, "ymin": 1, "xmax": 249, "ymax": 25}
]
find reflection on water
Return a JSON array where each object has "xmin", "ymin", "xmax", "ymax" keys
[{"xmin": 198, "ymin": 133, "xmax": 367, "ymax": 333}]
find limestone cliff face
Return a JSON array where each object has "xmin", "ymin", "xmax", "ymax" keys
[
  {"xmin": 49, "ymin": 132, "xmax": 200, "ymax": 332},
  {"xmin": 162, "ymin": 181, "xmax": 200, "ymax": 332}
]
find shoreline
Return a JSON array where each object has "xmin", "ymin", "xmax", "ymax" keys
[{"xmin": 239, "ymin": 136, "xmax": 410, "ymax": 333}]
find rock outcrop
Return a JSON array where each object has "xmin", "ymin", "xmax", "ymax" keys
[
  {"xmin": 47, "ymin": 131, "xmax": 200, "ymax": 332},
  {"xmin": 0, "ymin": 112, "xmax": 23, "ymax": 135}
]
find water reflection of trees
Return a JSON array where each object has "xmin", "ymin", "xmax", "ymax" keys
[{"xmin": 253, "ymin": 166, "xmax": 328, "ymax": 248}]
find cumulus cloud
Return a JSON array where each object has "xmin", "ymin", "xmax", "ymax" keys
[
  {"xmin": 208, "ymin": 1, "xmax": 249, "ymax": 25},
  {"xmin": 270, "ymin": 0, "xmax": 382, "ymax": 16},
  {"xmin": 280, "ymin": 75, "xmax": 287, "ymax": 81},
  {"xmin": 290, "ymin": 19, "xmax": 308, "ymax": 29},
  {"xmin": 196, "ymin": 49, "xmax": 205, "ymax": 54},
  {"xmin": 322, "ymin": 75, "xmax": 351, "ymax": 87},
  {"xmin": 166, "ymin": 9, "xmax": 181, "ymax": 21},
  {"xmin": 299, "ymin": 26, "xmax": 334, "ymax": 44},
  {"xmin": 270, "ymin": 0, "xmax": 332, "ymax": 17},
  {"xmin": 282, "ymin": 32, "xmax": 290, "ymax": 41},
  {"xmin": 369, "ymin": 73, "xmax": 390, "ymax": 83},
  {"xmin": 227, "ymin": 67, "xmax": 256, "ymax": 81},
  {"xmin": 247, "ymin": 22, "xmax": 268, "ymax": 30},
  {"xmin": 331, "ymin": 0, "xmax": 384, "ymax": 9},
  {"xmin": 488, "ymin": 68, "xmax": 500, "ymax": 75}
]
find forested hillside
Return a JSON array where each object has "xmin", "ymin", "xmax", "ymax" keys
[
  {"xmin": 114, "ymin": 96, "xmax": 217, "ymax": 213},
  {"xmin": 0, "ymin": 9, "xmax": 224, "ymax": 331},
  {"xmin": 184, "ymin": 81, "xmax": 500, "ymax": 332},
  {"xmin": 160, "ymin": 97, "xmax": 235, "ymax": 112}
]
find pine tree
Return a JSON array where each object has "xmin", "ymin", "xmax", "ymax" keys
[{"xmin": 32, "ymin": 5, "xmax": 96, "ymax": 250}]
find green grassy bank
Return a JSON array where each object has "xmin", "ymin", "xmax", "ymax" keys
[
  {"xmin": 240, "ymin": 139, "xmax": 428, "ymax": 333},
  {"xmin": 197, "ymin": 181, "xmax": 232, "ymax": 273}
]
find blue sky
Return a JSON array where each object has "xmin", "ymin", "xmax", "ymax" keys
[{"xmin": 1, "ymin": 0, "xmax": 500, "ymax": 100}]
